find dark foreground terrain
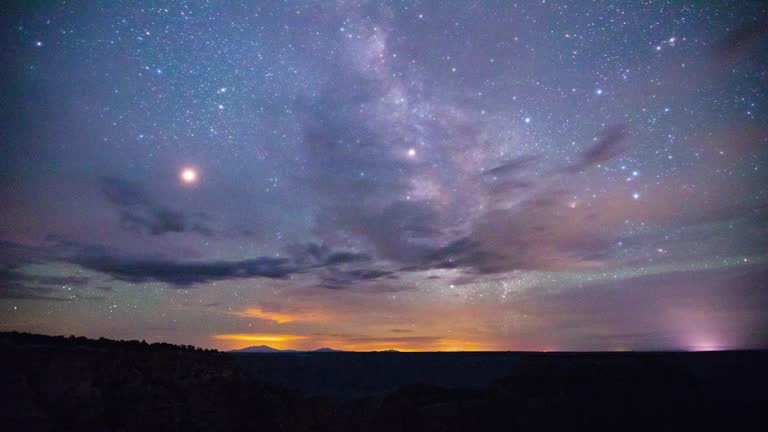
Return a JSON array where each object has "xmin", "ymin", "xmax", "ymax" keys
[{"xmin": 2, "ymin": 332, "xmax": 766, "ymax": 431}]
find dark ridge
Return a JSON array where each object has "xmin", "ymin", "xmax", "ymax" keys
[
  {"xmin": 0, "ymin": 332, "xmax": 321, "ymax": 431},
  {"xmin": 2, "ymin": 332, "xmax": 766, "ymax": 431}
]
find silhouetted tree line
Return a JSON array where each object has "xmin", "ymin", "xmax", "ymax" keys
[
  {"xmin": 1, "ymin": 332, "xmax": 765, "ymax": 431},
  {"xmin": 0, "ymin": 332, "xmax": 321, "ymax": 431},
  {"xmin": 2, "ymin": 331, "xmax": 219, "ymax": 353}
]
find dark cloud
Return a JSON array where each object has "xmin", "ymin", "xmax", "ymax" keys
[
  {"xmin": 482, "ymin": 156, "xmax": 540, "ymax": 199},
  {"xmin": 286, "ymin": 242, "xmax": 371, "ymax": 267},
  {"xmin": 566, "ymin": 125, "xmax": 629, "ymax": 172},
  {"xmin": 428, "ymin": 189, "xmax": 613, "ymax": 274},
  {"xmin": 0, "ymin": 267, "xmax": 93, "ymax": 301},
  {"xmin": 0, "ymin": 237, "xmax": 391, "ymax": 289},
  {"xmin": 487, "ymin": 178, "xmax": 535, "ymax": 197},
  {"xmin": 284, "ymin": 242, "xmax": 393, "ymax": 289},
  {"xmin": 75, "ymin": 255, "xmax": 297, "ymax": 287},
  {"xmin": 711, "ymin": 16, "xmax": 768, "ymax": 63},
  {"xmin": 42, "ymin": 235, "xmax": 118, "ymax": 259},
  {"xmin": 324, "ymin": 251, "xmax": 372, "ymax": 266},
  {"xmin": 0, "ymin": 267, "xmax": 90, "ymax": 286},
  {"xmin": 0, "ymin": 240, "xmax": 49, "ymax": 267},
  {"xmin": 482, "ymin": 155, "xmax": 540, "ymax": 177},
  {"xmin": 0, "ymin": 283, "xmax": 73, "ymax": 301},
  {"xmin": 315, "ymin": 200, "xmax": 444, "ymax": 266},
  {"xmin": 317, "ymin": 267, "xmax": 395, "ymax": 290},
  {"xmin": 100, "ymin": 177, "xmax": 214, "ymax": 237},
  {"xmin": 100, "ymin": 177, "xmax": 147, "ymax": 207},
  {"xmin": 404, "ymin": 125, "xmax": 634, "ymax": 278}
]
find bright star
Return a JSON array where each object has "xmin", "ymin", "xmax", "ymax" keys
[
  {"xmin": 407, "ymin": 148, "xmax": 416, "ymax": 157},
  {"xmin": 180, "ymin": 167, "xmax": 198, "ymax": 184}
]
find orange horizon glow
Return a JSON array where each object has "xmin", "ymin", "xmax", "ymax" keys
[
  {"xmin": 235, "ymin": 307, "xmax": 328, "ymax": 324},
  {"xmin": 213, "ymin": 333, "xmax": 307, "ymax": 349},
  {"xmin": 211, "ymin": 333, "xmax": 501, "ymax": 352}
]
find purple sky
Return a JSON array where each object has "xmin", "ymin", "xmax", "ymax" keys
[{"xmin": 1, "ymin": 1, "xmax": 766, "ymax": 351}]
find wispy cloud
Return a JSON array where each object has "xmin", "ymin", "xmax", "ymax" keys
[{"xmin": 234, "ymin": 306, "xmax": 329, "ymax": 324}]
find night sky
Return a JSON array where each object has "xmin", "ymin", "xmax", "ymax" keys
[{"xmin": 1, "ymin": 1, "xmax": 767, "ymax": 351}]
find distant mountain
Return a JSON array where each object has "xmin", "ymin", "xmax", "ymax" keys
[
  {"xmin": 229, "ymin": 345, "xmax": 298, "ymax": 353},
  {"xmin": 229, "ymin": 345, "xmax": 345, "ymax": 353}
]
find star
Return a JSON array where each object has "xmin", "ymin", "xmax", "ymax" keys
[{"xmin": 180, "ymin": 167, "xmax": 199, "ymax": 184}]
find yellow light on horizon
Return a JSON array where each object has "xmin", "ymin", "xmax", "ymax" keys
[
  {"xmin": 212, "ymin": 333, "xmax": 308, "ymax": 350},
  {"xmin": 213, "ymin": 333, "xmax": 306, "ymax": 342}
]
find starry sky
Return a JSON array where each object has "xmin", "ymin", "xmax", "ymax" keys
[{"xmin": 1, "ymin": 1, "xmax": 767, "ymax": 351}]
